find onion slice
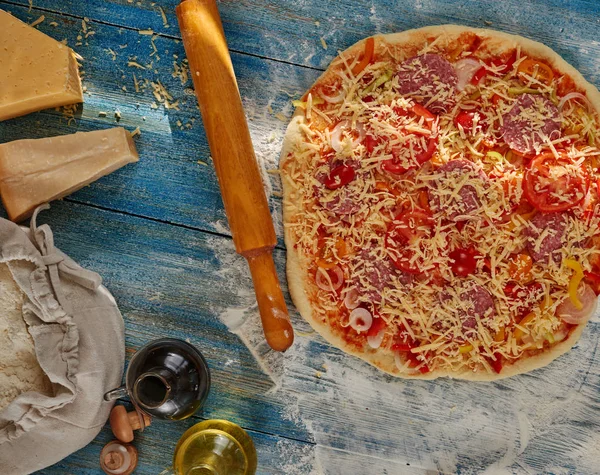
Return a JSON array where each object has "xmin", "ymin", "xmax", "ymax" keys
[
  {"xmin": 331, "ymin": 120, "xmax": 366, "ymax": 152},
  {"xmin": 394, "ymin": 353, "xmax": 406, "ymax": 371},
  {"xmin": 344, "ymin": 288, "xmax": 360, "ymax": 309},
  {"xmin": 558, "ymin": 92, "xmax": 593, "ymax": 114},
  {"xmin": 367, "ymin": 330, "xmax": 385, "ymax": 349},
  {"xmin": 349, "ymin": 307, "xmax": 372, "ymax": 332},
  {"xmin": 320, "ymin": 88, "xmax": 345, "ymax": 104},
  {"xmin": 556, "ymin": 282, "xmax": 597, "ymax": 324},
  {"xmin": 315, "ymin": 265, "xmax": 344, "ymax": 292},
  {"xmin": 454, "ymin": 58, "xmax": 483, "ymax": 91}
]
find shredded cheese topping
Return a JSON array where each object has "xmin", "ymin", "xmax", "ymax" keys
[{"xmin": 282, "ymin": 34, "xmax": 600, "ymax": 376}]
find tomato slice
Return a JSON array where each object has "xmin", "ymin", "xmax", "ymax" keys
[
  {"xmin": 382, "ymin": 138, "xmax": 437, "ymax": 175},
  {"xmin": 407, "ymin": 351, "xmax": 430, "ymax": 373},
  {"xmin": 471, "ymin": 50, "xmax": 517, "ymax": 85},
  {"xmin": 523, "ymin": 152, "xmax": 590, "ymax": 212},
  {"xmin": 323, "ymin": 165, "xmax": 356, "ymax": 190},
  {"xmin": 392, "ymin": 333, "xmax": 418, "ymax": 352},
  {"xmin": 367, "ymin": 316, "xmax": 386, "ymax": 337},
  {"xmin": 448, "ymin": 247, "xmax": 479, "ymax": 277},
  {"xmin": 364, "ymin": 134, "xmax": 381, "ymax": 154},
  {"xmin": 379, "ymin": 104, "xmax": 438, "ymax": 175},
  {"xmin": 385, "ymin": 209, "xmax": 433, "ymax": 274},
  {"xmin": 517, "ymin": 58, "xmax": 554, "ymax": 86},
  {"xmin": 470, "ymin": 66, "xmax": 487, "ymax": 85},
  {"xmin": 485, "ymin": 352, "xmax": 503, "ymax": 374},
  {"xmin": 584, "ymin": 271, "xmax": 600, "ymax": 296},
  {"xmin": 411, "ymin": 103, "xmax": 436, "ymax": 121},
  {"xmin": 492, "ymin": 50, "xmax": 517, "ymax": 74},
  {"xmin": 454, "ymin": 110, "xmax": 475, "ymax": 130}
]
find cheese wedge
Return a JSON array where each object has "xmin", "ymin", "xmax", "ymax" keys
[
  {"xmin": 0, "ymin": 128, "xmax": 139, "ymax": 222},
  {"xmin": 0, "ymin": 9, "xmax": 83, "ymax": 121}
]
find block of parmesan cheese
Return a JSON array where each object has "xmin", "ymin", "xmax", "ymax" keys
[
  {"xmin": 0, "ymin": 9, "xmax": 83, "ymax": 122},
  {"xmin": 0, "ymin": 128, "xmax": 139, "ymax": 222}
]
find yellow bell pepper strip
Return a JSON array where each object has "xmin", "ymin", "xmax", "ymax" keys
[
  {"xmin": 519, "ymin": 209, "xmax": 538, "ymax": 222},
  {"xmin": 459, "ymin": 343, "xmax": 474, "ymax": 354},
  {"xmin": 469, "ymin": 90, "xmax": 482, "ymax": 101},
  {"xmin": 486, "ymin": 151, "xmax": 504, "ymax": 162},
  {"xmin": 514, "ymin": 295, "xmax": 552, "ymax": 342},
  {"xmin": 351, "ymin": 37, "xmax": 375, "ymax": 76},
  {"xmin": 292, "ymin": 97, "xmax": 324, "ymax": 109},
  {"xmin": 514, "ymin": 311, "xmax": 536, "ymax": 342},
  {"xmin": 563, "ymin": 259, "xmax": 585, "ymax": 310},
  {"xmin": 507, "ymin": 209, "xmax": 537, "ymax": 232}
]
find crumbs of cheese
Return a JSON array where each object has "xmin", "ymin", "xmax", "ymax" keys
[{"xmin": 281, "ymin": 36, "xmax": 600, "ymax": 376}]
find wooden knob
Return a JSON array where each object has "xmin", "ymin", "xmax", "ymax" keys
[
  {"xmin": 110, "ymin": 405, "xmax": 151, "ymax": 443},
  {"xmin": 100, "ymin": 441, "xmax": 138, "ymax": 475}
]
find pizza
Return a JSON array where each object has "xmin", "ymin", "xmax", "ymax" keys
[{"xmin": 279, "ymin": 25, "xmax": 600, "ymax": 380}]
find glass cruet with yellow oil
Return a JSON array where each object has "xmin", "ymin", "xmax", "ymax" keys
[{"xmin": 161, "ymin": 420, "xmax": 258, "ymax": 475}]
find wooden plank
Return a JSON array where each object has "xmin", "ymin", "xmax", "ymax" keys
[
  {"xmin": 3, "ymin": 0, "xmax": 600, "ymax": 244},
  {"xmin": 3, "ymin": 0, "xmax": 600, "ymax": 76},
  {"xmin": 21, "ymin": 198, "xmax": 600, "ymax": 472},
  {"xmin": 41, "ymin": 200, "xmax": 600, "ymax": 474},
  {"xmin": 0, "ymin": 3, "xmax": 317, "ymax": 246},
  {"xmin": 2, "ymin": 1, "xmax": 600, "ymax": 473},
  {"xmin": 29, "ymin": 199, "xmax": 315, "ymax": 443},
  {"xmin": 40, "ymin": 414, "xmax": 317, "ymax": 475},
  {"xmin": 232, "ymin": 308, "xmax": 600, "ymax": 474}
]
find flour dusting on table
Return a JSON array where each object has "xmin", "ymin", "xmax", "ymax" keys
[{"xmin": 207, "ymin": 233, "xmax": 600, "ymax": 474}]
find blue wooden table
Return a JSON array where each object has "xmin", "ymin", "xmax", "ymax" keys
[{"xmin": 1, "ymin": 1, "xmax": 599, "ymax": 474}]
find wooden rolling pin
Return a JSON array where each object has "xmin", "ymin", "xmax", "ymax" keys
[{"xmin": 176, "ymin": 0, "xmax": 294, "ymax": 351}]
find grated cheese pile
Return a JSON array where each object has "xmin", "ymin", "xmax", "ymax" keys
[{"xmin": 282, "ymin": 34, "xmax": 600, "ymax": 377}]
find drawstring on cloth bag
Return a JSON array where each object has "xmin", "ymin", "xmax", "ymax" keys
[{"xmin": 30, "ymin": 204, "xmax": 102, "ymax": 310}]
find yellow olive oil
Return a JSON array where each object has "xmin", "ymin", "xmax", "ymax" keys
[{"xmin": 172, "ymin": 420, "xmax": 257, "ymax": 475}]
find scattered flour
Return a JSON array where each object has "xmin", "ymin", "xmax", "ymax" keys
[
  {"xmin": 207, "ymin": 229, "xmax": 600, "ymax": 474},
  {"xmin": 210, "ymin": 22, "xmax": 600, "ymax": 472}
]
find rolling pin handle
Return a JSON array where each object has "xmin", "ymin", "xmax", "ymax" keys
[{"xmin": 246, "ymin": 250, "xmax": 294, "ymax": 352}]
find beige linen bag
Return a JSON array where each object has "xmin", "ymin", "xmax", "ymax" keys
[{"xmin": 0, "ymin": 206, "xmax": 125, "ymax": 474}]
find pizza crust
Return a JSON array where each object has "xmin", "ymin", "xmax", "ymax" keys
[{"xmin": 280, "ymin": 25, "xmax": 600, "ymax": 380}]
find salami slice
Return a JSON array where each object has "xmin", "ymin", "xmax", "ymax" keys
[
  {"xmin": 396, "ymin": 54, "xmax": 458, "ymax": 113},
  {"xmin": 500, "ymin": 94, "xmax": 561, "ymax": 155},
  {"xmin": 460, "ymin": 285, "xmax": 495, "ymax": 338},
  {"xmin": 315, "ymin": 159, "xmax": 363, "ymax": 216},
  {"xmin": 350, "ymin": 248, "xmax": 411, "ymax": 303},
  {"xmin": 429, "ymin": 160, "xmax": 487, "ymax": 221},
  {"xmin": 438, "ymin": 284, "xmax": 495, "ymax": 340},
  {"xmin": 524, "ymin": 212, "xmax": 568, "ymax": 262}
]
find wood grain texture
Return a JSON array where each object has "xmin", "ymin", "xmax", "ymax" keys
[
  {"xmin": 0, "ymin": 2, "xmax": 316, "ymax": 247},
  {"xmin": 3, "ymin": 0, "xmax": 600, "ymax": 74},
  {"xmin": 177, "ymin": 0, "xmax": 293, "ymax": 351},
  {"xmin": 0, "ymin": 0, "xmax": 599, "ymax": 473}
]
